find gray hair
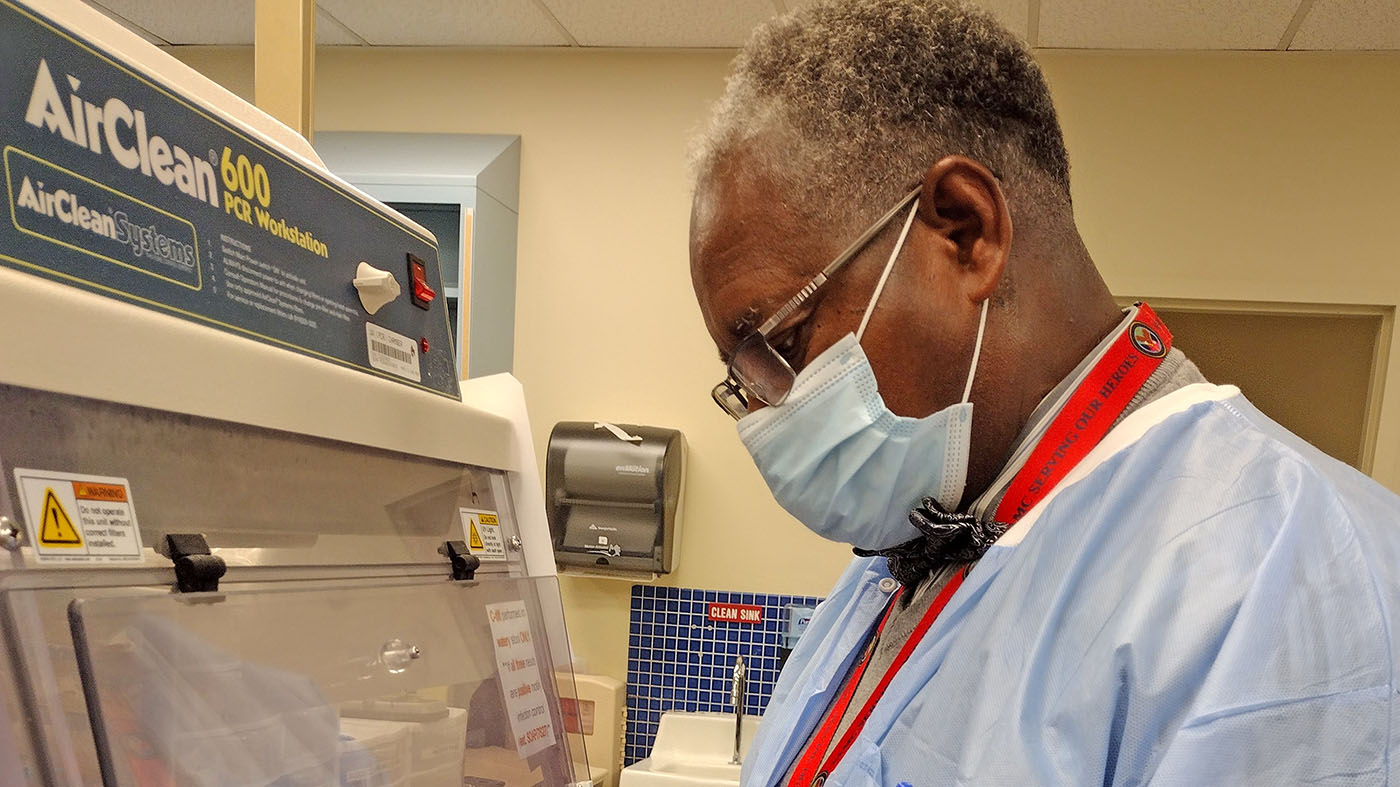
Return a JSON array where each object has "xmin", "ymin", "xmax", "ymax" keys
[{"xmin": 695, "ymin": 0, "xmax": 1072, "ymax": 236}]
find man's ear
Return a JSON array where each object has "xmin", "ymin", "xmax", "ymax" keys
[{"xmin": 916, "ymin": 156, "xmax": 1013, "ymax": 303}]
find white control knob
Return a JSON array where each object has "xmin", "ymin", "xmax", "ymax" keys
[{"xmin": 353, "ymin": 261, "xmax": 401, "ymax": 315}]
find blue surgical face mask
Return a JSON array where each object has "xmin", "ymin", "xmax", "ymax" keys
[{"xmin": 735, "ymin": 199, "xmax": 988, "ymax": 550}]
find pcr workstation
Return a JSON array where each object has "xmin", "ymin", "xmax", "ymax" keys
[{"xmin": 0, "ymin": 0, "xmax": 589, "ymax": 784}]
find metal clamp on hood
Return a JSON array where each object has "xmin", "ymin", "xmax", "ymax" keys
[{"xmin": 164, "ymin": 533, "xmax": 226, "ymax": 593}]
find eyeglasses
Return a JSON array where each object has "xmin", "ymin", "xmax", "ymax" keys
[{"xmin": 711, "ymin": 185, "xmax": 922, "ymax": 420}]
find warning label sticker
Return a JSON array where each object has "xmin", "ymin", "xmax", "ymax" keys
[
  {"xmin": 13, "ymin": 469, "xmax": 144, "ymax": 562},
  {"xmin": 37, "ymin": 488, "xmax": 83, "ymax": 546},
  {"xmin": 460, "ymin": 508, "xmax": 506, "ymax": 562}
]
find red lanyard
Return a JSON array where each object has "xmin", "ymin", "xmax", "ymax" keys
[
  {"xmin": 993, "ymin": 304, "xmax": 1172, "ymax": 524},
  {"xmin": 786, "ymin": 304, "xmax": 1172, "ymax": 787},
  {"xmin": 787, "ymin": 575, "xmax": 965, "ymax": 787}
]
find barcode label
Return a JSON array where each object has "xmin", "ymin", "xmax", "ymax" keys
[
  {"xmin": 371, "ymin": 339, "xmax": 411, "ymax": 364},
  {"xmin": 365, "ymin": 323, "xmax": 422, "ymax": 381}
]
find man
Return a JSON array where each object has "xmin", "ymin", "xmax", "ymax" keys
[{"xmin": 688, "ymin": 1, "xmax": 1400, "ymax": 785}]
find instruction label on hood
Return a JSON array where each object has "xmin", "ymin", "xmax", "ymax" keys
[{"xmin": 485, "ymin": 599, "xmax": 557, "ymax": 758}]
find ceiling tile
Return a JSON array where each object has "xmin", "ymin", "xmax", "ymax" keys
[
  {"xmin": 91, "ymin": 0, "xmax": 253, "ymax": 45},
  {"xmin": 540, "ymin": 0, "xmax": 777, "ymax": 47},
  {"xmin": 84, "ymin": 0, "xmax": 169, "ymax": 44},
  {"xmin": 977, "ymin": 0, "xmax": 1030, "ymax": 39},
  {"xmin": 317, "ymin": 0, "xmax": 569, "ymax": 46},
  {"xmin": 87, "ymin": 0, "xmax": 366, "ymax": 45},
  {"xmin": 784, "ymin": 0, "xmax": 1030, "ymax": 40},
  {"xmin": 316, "ymin": 7, "xmax": 364, "ymax": 46},
  {"xmin": 1038, "ymin": 0, "xmax": 1299, "ymax": 49},
  {"xmin": 1291, "ymin": 0, "xmax": 1400, "ymax": 50}
]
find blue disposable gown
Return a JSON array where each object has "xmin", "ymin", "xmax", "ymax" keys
[{"xmin": 744, "ymin": 384, "xmax": 1400, "ymax": 786}]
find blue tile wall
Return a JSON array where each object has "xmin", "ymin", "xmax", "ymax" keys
[{"xmin": 624, "ymin": 585, "xmax": 824, "ymax": 765}]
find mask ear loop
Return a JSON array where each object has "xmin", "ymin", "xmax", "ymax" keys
[
  {"xmin": 962, "ymin": 298, "xmax": 989, "ymax": 404},
  {"xmin": 852, "ymin": 198, "xmax": 987, "ymax": 403},
  {"xmin": 856, "ymin": 199, "xmax": 921, "ymax": 342}
]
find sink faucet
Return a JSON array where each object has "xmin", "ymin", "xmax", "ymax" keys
[{"xmin": 730, "ymin": 655, "xmax": 747, "ymax": 765}]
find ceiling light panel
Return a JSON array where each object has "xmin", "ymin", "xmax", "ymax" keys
[{"xmin": 1038, "ymin": 0, "xmax": 1299, "ymax": 49}]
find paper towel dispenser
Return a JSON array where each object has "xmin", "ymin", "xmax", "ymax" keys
[{"xmin": 546, "ymin": 422, "xmax": 685, "ymax": 575}]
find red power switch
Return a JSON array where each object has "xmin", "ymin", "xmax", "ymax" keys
[{"xmin": 407, "ymin": 253, "xmax": 436, "ymax": 310}]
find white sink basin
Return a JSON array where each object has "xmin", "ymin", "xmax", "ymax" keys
[{"xmin": 620, "ymin": 711, "xmax": 761, "ymax": 787}]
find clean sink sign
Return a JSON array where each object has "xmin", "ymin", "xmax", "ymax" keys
[{"xmin": 708, "ymin": 602, "xmax": 763, "ymax": 624}]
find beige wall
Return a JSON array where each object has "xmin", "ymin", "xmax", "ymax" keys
[{"xmin": 171, "ymin": 45, "xmax": 1400, "ymax": 684}]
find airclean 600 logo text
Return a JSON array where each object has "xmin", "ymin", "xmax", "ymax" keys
[
  {"xmin": 21, "ymin": 57, "xmax": 328, "ymax": 260},
  {"xmin": 24, "ymin": 59, "xmax": 220, "ymax": 208}
]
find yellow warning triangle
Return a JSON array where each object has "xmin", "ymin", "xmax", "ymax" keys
[
  {"xmin": 468, "ymin": 521, "xmax": 485, "ymax": 550},
  {"xmin": 38, "ymin": 488, "xmax": 83, "ymax": 547}
]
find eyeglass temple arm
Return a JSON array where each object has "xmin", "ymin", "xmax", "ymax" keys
[{"xmin": 757, "ymin": 186, "xmax": 923, "ymax": 336}]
